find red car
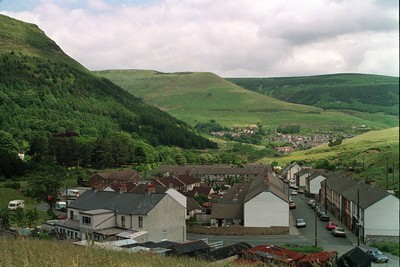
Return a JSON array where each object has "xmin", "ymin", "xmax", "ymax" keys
[{"xmin": 326, "ymin": 221, "xmax": 337, "ymax": 230}]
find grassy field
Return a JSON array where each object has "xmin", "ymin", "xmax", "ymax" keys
[
  {"xmin": 0, "ymin": 237, "xmax": 234, "ymax": 267},
  {"xmin": 260, "ymin": 127, "xmax": 399, "ymax": 189},
  {"xmin": 94, "ymin": 70, "xmax": 398, "ymax": 131}
]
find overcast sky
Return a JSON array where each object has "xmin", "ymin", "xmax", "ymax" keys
[{"xmin": 1, "ymin": 0, "xmax": 398, "ymax": 77}]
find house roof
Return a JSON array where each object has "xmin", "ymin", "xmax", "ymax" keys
[
  {"xmin": 210, "ymin": 203, "xmax": 243, "ymax": 219},
  {"xmin": 187, "ymin": 197, "xmax": 202, "ymax": 211},
  {"xmin": 95, "ymin": 169, "xmax": 140, "ymax": 181},
  {"xmin": 68, "ymin": 190, "xmax": 166, "ymax": 215},
  {"xmin": 153, "ymin": 176, "xmax": 185, "ymax": 188},
  {"xmin": 129, "ymin": 183, "xmax": 168, "ymax": 194},
  {"xmin": 294, "ymin": 168, "xmax": 325, "ymax": 177},
  {"xmin": 244, "ymin": 173, "xmax": 288, "ymax": 203},
  {"xmin": 156, "ymin": 164, "xmax": 266, "ymax": 176},
  {"xmin": 306, "ymin": 173, "xmax": 326, "ymax": 182},
  {"xmin": 240, "ymin": 245, "xmax": 305, "ymax": 262},
  {"xmin": 192, "ymin": 186, "xmax": 213, "ymax": 196},
  {"xmin": 282, "ymin": 162, "xmax": 301, "ymax": 175},
  {"xmin": 177, "ymin": 174, "xmax": 199, "ymax": 185},
  {"xmin": 299, "ymin": 251, "xmax": 337, "ymax": 263},
  {"xmin": 337, "ymin": 247, "xmax": 371, "ymax": 267},
  {"xmin": 334, "ymin": 177, "xmax": 391, "ymax": 210},
  {"xmin": 171, "ymin": 240, "xmax": 209, "ymax": 255},
  {"xmin": 324, "ymin": 174, "xmax": 393, "ymax": 209},
  {"xmin": 199, "ymin": 242, "xmax": 252, "ymax": 261}
]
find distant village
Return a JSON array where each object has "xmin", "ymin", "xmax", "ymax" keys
[{"xmin": 7, "ymin": 162, "xmax": 395, "ymax": 266}]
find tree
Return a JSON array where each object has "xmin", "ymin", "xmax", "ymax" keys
[
  {"xmin": 0, "ymin": 130, "xmax": 24, "ymax": 178},
  {"xmin": 25, "ymin": 209, "xmax": 39, "ymax": 228},
  {"xmin": 28, "ymin": 172, "xmax": 62, "ymax": 210}
]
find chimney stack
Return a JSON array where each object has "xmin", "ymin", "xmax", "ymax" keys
[{"xmin": 146, "ymin": 183, "xmax": 156, "ymax": 196}]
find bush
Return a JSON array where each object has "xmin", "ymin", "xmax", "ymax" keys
[
  {"xmin": 371, "ymin": 241, "xmax": 399, "ymax": 256},
  {"xmin": 3, "ymin": 181, "xmax": 21, "ymax": 190}
]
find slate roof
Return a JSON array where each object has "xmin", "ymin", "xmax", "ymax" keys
[
  {"xmin": 187, "ymin": 197, "xmax": 202, "ymax": 211},
  {"xmin": 244, "ymin": 173, "xmax": 288, "ymax": 203},
  {"xmin": 156, "ymin": 164, "xmax": 266, "ymax": 176},
  {"xmin": 306, "ymin": 173, "xmax": 326, "ymax": 182},
  {"xmin": 153, "ymin": 176, "xmax": 185, "ymax": 188},
  {"xmin": 337, "ymin": 247, "xmax": 371, "ymax": 267},
  {"xmin": 327, "ymin": 175, "xmax": 392, "ymax": 209},
  {"xmin": 177, "ymin": 174, "xmax": 200, "ymax": 185},
  {"xmin": 170, "ymin": 240, "xmax": 209, "ymax": 255},
  {"xmin": 210, "ymin": 203, "xmax": 243, "ymax": 219},
  {"xmin": 68, "ymin": 190, "xmax": 166, "ymax": 215},
  {"xmin": 96, "ymin": 169, "xmax": 140, "ymax": 181},
  {"xmin": 198, "ymin": 242, "xmax": 252, "ymax": 261},
  {"xmin": 191, "ymin": 186, "xmax": 213, "ymax": 196},
  {"xmin": 129, "ymin": 183, "xmax": 168, "ymax": 194}
]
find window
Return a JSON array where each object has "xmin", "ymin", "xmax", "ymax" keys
[
  {"xmin": 121, "ymin": 216, "xmax": 125, "ymax": 227},
  {"xmin": 138, "ymin": 216, "xmax": 143, "ymax": 227},
  {"xmin": 82, "ymin": 216, "xmax": 91, "ymax": 225}
]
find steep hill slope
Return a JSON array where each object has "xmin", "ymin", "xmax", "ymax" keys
[
  {"xmin": 227, "ymin": 74, "xmax": 399, "ymax": 115},
  {"xmin": 0, "ymin": 14, "xmax": 216, "ymax": 149},
  {"xmin": 95, "ymin": 70, "xmax": 398, "ymax": 131}
]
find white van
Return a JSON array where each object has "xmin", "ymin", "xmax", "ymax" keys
[
  {"xmin": 8, "ymin": 200, "xmax": 25, "ymax": 210},
  {"xmin": 55, "ymin": 201, "xmax": 67, "ymax": 211}
]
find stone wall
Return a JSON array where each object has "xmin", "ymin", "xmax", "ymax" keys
[{"xmin": 186, "ymin": 224, "xmax": 289, "ymax": 235}]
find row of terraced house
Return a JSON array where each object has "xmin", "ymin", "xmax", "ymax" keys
[{"xmin": 284, "ymin": 162, "xmax": 399, "ymax": 244}]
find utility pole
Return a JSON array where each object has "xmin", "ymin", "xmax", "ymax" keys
[
  {"xmin": 357, "ymin": 189, "xmax": 360, "ymax": 246},
  {"xmin": 324, "ymin": 179, "xmax": 328, "ymax": 213},
  {"xmin": 314, "ymin": 211, "xmax": 318, "ymax": 246},
  {"xmin": 386, "ymin": 161, "xmax": 389, "ymax": 190}
]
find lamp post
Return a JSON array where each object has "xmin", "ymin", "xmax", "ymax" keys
[{"xmin": 314, "ymin": 210, "xmax": 318, "ymax": 246}]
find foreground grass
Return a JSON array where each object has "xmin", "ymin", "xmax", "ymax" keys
[
  {"xmin": 0, "ymin": 237, "xmax": 238, "ymax": 267},
  {"xmin": 371, "ymin": 241, "xmax": 400, "ymax": 257}
]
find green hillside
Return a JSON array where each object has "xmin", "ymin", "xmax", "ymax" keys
[
  {"xmin": 95, "ymin": 70, "xmax": 398, "ymax": 131},
  {"xmin": 0, "ymin": 14, "xmax": 215, "ymax": 150},
  {"xmin": 227, "ymin": 73, "xmax": 399, "ymax": 115},
  {"xmin": 261, "ymin": 127, "xmax": 399, "ymax": 191}
]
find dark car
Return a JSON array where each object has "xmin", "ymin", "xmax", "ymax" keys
[
  {"xmin": 319, "ymin": 214, "xmax": 330, "ymax": 221},
  {"xmin": 366, "ymin": 250, "xmax": 389, "ymax": 263},
  {"xmin": 289, "ymin": 202, "xmax": 296, "ymax": 209}
]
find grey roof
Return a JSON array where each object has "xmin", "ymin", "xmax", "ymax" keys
[
  {"xmin": 68, "ymin": 190, "xmax": 166, "ymax": 215},
  {"xmin": 156, "ymin": 164, "xmax": 266, "ymax": 176},
  {"xmin": 210, "ymin": 203, "xmax": 243, "ymax": 219},
  {"xmin": 306, "ymin": 173, "xmax": 326, "ymax": 182},
  {"xmin": 244, "ymin": 173, "xmax": 288, "ymax": 203},
  {"xmin": 325, "ymin": 175, "xmax": 393, "ymax": 209},
  {"xmin": 342, "ymin": 182, "xmax": 391, "ymax": 210}
]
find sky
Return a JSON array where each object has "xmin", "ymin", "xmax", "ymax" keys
[{"xmin": 0, "ymin": 0, "xmax": 399, "ymax": 77}]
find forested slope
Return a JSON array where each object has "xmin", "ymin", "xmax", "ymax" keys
[
  {"xmin": 0, "ymin": 14, "xmax": 216, "ymax": 150},
  {"xmin": 227, "ymin": 73, "xmax": 399, "ymax": 115}
]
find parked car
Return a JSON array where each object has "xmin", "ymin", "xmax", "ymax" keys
[
  {"xmin": 366, "ymin": 249, "xmax": 389, "ymax": 263},
  {"xmin": 297, "ymin": 188, "xmax": 304, "ymax": 194},
  {"xmin": 291, "ymin": 190, "xmax": 298, "ymax": 195},
  {"xmin": 296, "ymin": 218, "xmax": 306, "ymax": 228},
  {"xmin": 332, "ymin": 227, "xmax": 346, "ymax": 237},
  {"xmin": 326, "ymin": 221, "xmax": 337, "ymax": 230},
  {"xmin": 317, "ymin": 210, "xmax": 326, "ymax": 217},
  {"xmin": 308, "ymin": 199, "xmax": 316, "ymax": 206},
  {"xmin": 320, "ymin": 214, "xmax": 330, "ymax": 221},
  {"xmin": 289, "ymin": 202, "xmax": 296, "ymax": 209}
]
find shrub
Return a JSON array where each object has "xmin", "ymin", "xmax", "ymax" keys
[{"xmin": 3, "ymin": 181, "xmax": 21, "ymax": 190}]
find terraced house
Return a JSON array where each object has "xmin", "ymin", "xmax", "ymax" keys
[{"xmin": 320, "ymin": 174, "xmax": 399, "ymax": 243}]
